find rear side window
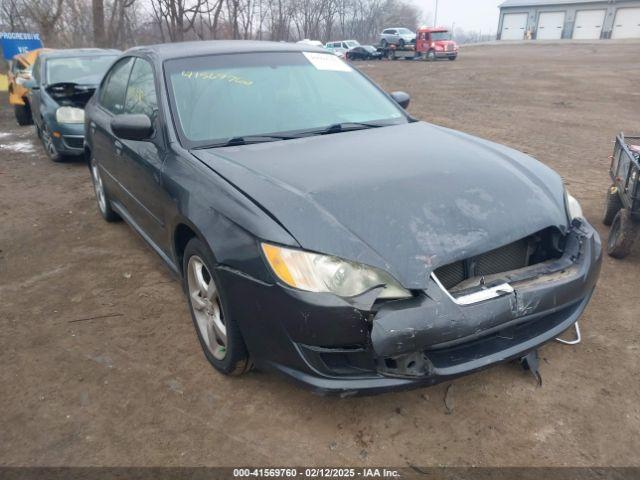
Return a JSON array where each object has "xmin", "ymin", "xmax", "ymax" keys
[
  {"xmin": 124, "ymin": 59, "xmax": 158, "ymax": 118},
  {"xmin": 99, "ymin": 57, "xmax": 134, "ymax": 114}
]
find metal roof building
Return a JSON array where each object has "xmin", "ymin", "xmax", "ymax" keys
[{"xmin": 497, "ymin": 0, "xmax": 640, "ymax": 40}]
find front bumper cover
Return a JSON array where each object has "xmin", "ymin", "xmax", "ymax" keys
[{"xmin": 218, "ymin": 220, "xmax": 601, "ymax": 396}]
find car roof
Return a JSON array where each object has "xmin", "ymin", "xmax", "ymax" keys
[
  {"xmin": 13, "ymin": 48, "xmax": 54, "ymax": 66},
  {"xmin": 40, "ymin": 48, "xmax": 121, "ymax": 59},
  {"xmin": 125, "ymin": 40, "xmax": 325, "ymax": 61},
  {"xmin": 417, "ymin": 27, "xmax": 449, "ymax": 33}
]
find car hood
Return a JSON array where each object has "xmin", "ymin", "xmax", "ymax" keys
[{"xmin": 192, "ymin": 122, "xmax": 568, "ymax": 289}]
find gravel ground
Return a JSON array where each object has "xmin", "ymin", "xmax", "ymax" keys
[{"xmin": 1, "ymin": 40, "xmax": 639, "ymax": 468}]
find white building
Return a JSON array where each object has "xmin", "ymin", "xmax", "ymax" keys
[{"xmin": 498, "ymin": 0, "xmax": 640, "ymax": 40}]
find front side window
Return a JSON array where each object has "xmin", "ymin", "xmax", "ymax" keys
[
  {"xmin": 46, "ymin": 55, "xmax": 117, "ymax": 85},
  {"xmin": 165, "ymin": 51, "xmax": 407, "ymax": 147},
  {"xmin": 99, "ymin": 57, "xmax": 134, "ymax": 114},
  {"xmin": 125, "ymin": 59, "xmax": 158, "ymax": 118},
  {"xmin": 431, "ymin": 31, "xmax": 451, "ymax": 41}
]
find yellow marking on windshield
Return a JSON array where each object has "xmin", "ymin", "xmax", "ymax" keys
[{"xmin": 180, "ymin": 70, "xmax": 253, "ymax": 86}]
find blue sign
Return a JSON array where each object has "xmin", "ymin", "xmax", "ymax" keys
[{"xmin": 0, "ymin": 32, "xmax": 43, "ymax": 59}]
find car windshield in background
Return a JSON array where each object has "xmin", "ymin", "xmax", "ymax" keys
[
  {"xmin": 46, "ymin": 56, "xmax": 117, "ymax": 85},
  {"xmin": 431, "ymin": 32, "xmax": 451, "ymax": 41},
  {"xmin": 165, "ymin": 51, "xmax": 407, "ymax": 148},
  {"xmin": 345, "ymin": 41, "xmax": 360, "ymax": 48},
  {"xmin": 397, "ymin": 28, "xmax": 414, "ymax": 35},
  {"xmin": 364, "ymin": 46, "xmax": 377, "ymax": 53}
]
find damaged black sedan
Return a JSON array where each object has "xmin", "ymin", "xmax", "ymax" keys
[{"xmin": 84, "ymin": 41, "xmax": 601, "ymax": 395}]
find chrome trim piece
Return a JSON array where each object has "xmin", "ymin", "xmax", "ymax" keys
[
  {"xmin": 555, "ymin": 321, "xmax": 581, "ymax": 345},
  {"xmin": 431, "ymin": 273, "xmax": 514, "ymax": 306}
]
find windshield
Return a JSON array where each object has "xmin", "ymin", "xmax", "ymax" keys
[
  {"xmin": 364, "ymin": 46, "xmax": 377, "ymax": 53},
  {"xmin": 165, "ymin": 51, "xmax": 407, "ymax": 147},
  {"xmin": 397, "ymin": 28, "xmax": 414, "ymax": 35},
  {"xmin": 46, "ymin": 55, "xmax": 117, "ymax": 85},
  {"xmin": 431, "ymin": 31, "xmax": 451, "ymax": 41},
  {"xmin": 345, "ymin": 40, "xmax": 360, "ymax": 48}
]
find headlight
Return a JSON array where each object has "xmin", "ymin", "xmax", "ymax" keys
[
  {"xmin": 261, "ymin": 243, "xmax": 411, "ymax": 299},
  {"xmin": 565, "ymin": 190, "xmax": 583, "ymax": 220},
  {"xmin": 56, "ymin": 106, "xmax": 85, "ymax": 124}
]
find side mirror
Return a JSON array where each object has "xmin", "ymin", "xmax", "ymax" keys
[
  {"xmin": 22, "ymin": 78, "xmax": 38, "ymax": 90},
  {"xmin": 111, "ymin": 114, "xmax": 153, "ymax": 141},
  {"xmin": 390, "ymin": 91, "xmax": 410, "ymax": 109}
]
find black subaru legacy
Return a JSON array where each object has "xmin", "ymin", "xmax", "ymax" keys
[{"xmin": 84, "ymin": 41, "xmax": 601, "ymax": 395}]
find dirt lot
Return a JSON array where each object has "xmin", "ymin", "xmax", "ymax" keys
[{"xmin": 1, "ymin": 41, "xmax": 639, "ymax": 468}]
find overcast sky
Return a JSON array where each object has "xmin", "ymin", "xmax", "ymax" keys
[{"xmin": 410, "ymin": 0, "xmax": 504, "ymax": 34}]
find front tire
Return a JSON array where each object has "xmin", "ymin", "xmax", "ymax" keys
[
  {"xmin": 90, "ymin": 157, "xmax": 120, "ymax": 222},
  {"xmin": 603, "ymin": 185, "xmax": 622, "ymax": 226},
  {"xmin": 14, "ymin": 103, "xmax": 33, "ymax": 126},
  {"xmin": 183, "ymin": 238, "xmax": 251, "ymax": 376},
  {"xmin": 607, "ymin": 209, "xmax": 638, "ymax": 259},
  {"xmin": 40, "ymin": 123, "xmax": 62, "ymax": 162}
]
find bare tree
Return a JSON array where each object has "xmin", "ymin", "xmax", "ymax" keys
[
  {"xmin": 150, "ymin": 0, "xmax": 214, "ymax": 42},
  {"xmin": 92, "ymin": 0, "xmax": 107, "ymax": 47},
  {"xmin": 20, "ymin": 0, "xmax": 64, "ymax": 44}
]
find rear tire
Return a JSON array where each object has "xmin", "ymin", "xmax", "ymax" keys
[
  {"xmin": 398, "ymin": 39, "xmax": 405, "ymax": 48},
  {"xmin": 607, "ymin": 209, "xmax": 638, "ymax": 259},
  {"xmin": 381, "ymin": 39, "xmax": 388, "ymax": 48},
  {"xmin": 603, "ymin": 185, "xmax": 623, "ymax": 226},
  {"xmin": 14, "ymin": 103, "xmax": 33, "ymax": 126},
  {"xmin": 183, "ymin": 237, "xmax": 252, "ymax": 376}
]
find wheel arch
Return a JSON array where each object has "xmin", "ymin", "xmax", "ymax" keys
[
  {"xmin": 173, "ymin": 221, "xmax": 201, "ymax": 276},
  {"xmin": 84, "ymin": 145, "xmax": 92, "ymax": 167}
]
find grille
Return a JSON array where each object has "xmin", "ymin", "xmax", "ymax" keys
[
  {"xmin": 434, "ymin": 238, "xmax": 531, "ymax": 290},
  {"xmin": 434, "ymin": 261, "xmax": 465, "ymax": 289},
  {"xmin": 476, "ymin": 239, "xmax": 529, "ymax": 277},
  {"xmin": 446, "ymin": 44, "xmax": 453, "ymax": 52},
  {"xmin": 63, "ymin": 136, "xmax": 84, "ymax": 149}
]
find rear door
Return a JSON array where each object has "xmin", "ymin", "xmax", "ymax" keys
[
  {"xmin": 501, "ymin": 13, "xmax": 528, "ymax": 40},
  {"xmin": 572, "ymin": 10, "xmax": 605, "ymax": 39},
  {"xmin": 612, "ymin": 8, "xmax": 640, "ymax": 39},
  {"xmin": 537, "ymin": 11, "xmax": 565, "ymax": 39}
]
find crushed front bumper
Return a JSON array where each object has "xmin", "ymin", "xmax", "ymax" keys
[{"xmin": 218, "ymin": 220, "xmax": 601, "ymax": 396}]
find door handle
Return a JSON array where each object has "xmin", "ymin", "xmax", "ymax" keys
[{"xmin": 114, "ymin": 140, "xmax": 123, "ymax": 155}]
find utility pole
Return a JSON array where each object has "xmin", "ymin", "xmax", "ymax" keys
[{"xmin": 434, "ymin": 0, "xmax": 438, "ymax": 27}]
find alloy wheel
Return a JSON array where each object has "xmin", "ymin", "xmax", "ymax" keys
[
  {"xmin": 187, "ymin": 255, "xmax": 227, "ymax": 360},
  {"xmin": 42, "ymin": 126, "xmax": 58, "ymax": 158},
  {"xmin": 91, "ymin": 161, "xmax": 107, "ymax": 214}
]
